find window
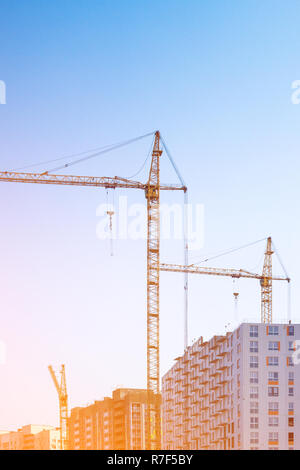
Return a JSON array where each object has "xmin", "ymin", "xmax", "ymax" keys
[
  {"xmin": 289, "ymin": 341, "xmax": 295, "ymax": 351},
  {"xmin": 250, "ymin": 371, "xmax": 258, "ymax": 384},
  {"xmin": 267, "ymin": 357, "xmax": 279, "ymax": 366},
  {"xmin": 250, "ymin": 387, "xmax": 259, "ymax": 399},
  {"xmin": 269, "ymin": 417, "xmax": 279, "ymax": 427},
  {"xmin": 289, "ymin": 372, "xmax": 294, "ymax": 382},
  {"xmin": 250, "ymin": 417, "xmax": 259, "ymax": 429},
  {"xmin": 288, "ymin": 403, "xmax": 294, "ymax": 412},
  {"xmin": 269, "ymin": 432, "xmax": 278, "ymax": 442},
  {"xmin": 287, "ymin": 325, "xmax": 294, "ymax": 336},
  {"xmin": 288, "ymin": 417, "xmax": 294, "ymax": 427},
  {"xmin": 250, "ymin": 402, "xmax": 259, "ymax": 414},
  {"xmin": 288, "ymin": 388, "xmax": 294, "ymax": 397},
  {"xmin": 250, "ymin": 356, "xmax": 258, "ymax": 368},
  {"xmin": 237, "ymin": 359, "xmax": 240, "ymax": 369},
  {"xmin": 287, "ymin": 356, "xmax": 294, "ymax": 367},
  {"xmin": 268, "ymin": 326, "xmax": 279, "ymax": 335},
  {"xmin": 268, "ymin": 402, "xmax": 279, "ymax": 412},
  {"xmin": 288, "ymin": 432, "xmax": 294, "ymax": 443},
  {"xmin": 268, "ymin": 387, "xmax": 279, "ymax": 397},
  {"xmin": 250, "ymin": 325, "xmax": 258, "ymax": 337},
  {"xmin": 268, "ymin": 371, "xmax": 278, "ymax": 382},
  {"xmin": 250, "ymin": 432, "xmax": 259, "ymax": 444},
  {"xmin": 268, "ymin": 341, "xmax": 279, "ymax": 351},
  {"xmin": 250, "ymin": 341, "xmax": 258, "ymax": 353}
]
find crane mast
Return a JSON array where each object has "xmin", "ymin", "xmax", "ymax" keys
[
  {"xmin": 261, "ymin": 236, "xmax": 273, "ymax": 323},
  {"xmin": 145, "ymin": 131, "xmax": 161, "ymax": 449},
  {"xmin": 48, "ymin": 364, "xmax": 68, "ymax": 450}
]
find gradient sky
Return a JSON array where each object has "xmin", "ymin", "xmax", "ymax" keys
[{"xmin": 1, "ymin": 0, "xmax": 300, "ymax": 430}]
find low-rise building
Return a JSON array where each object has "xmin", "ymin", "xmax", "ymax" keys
[{"xmin": 0, "ymin": 424, "xmax": 60, "ymax": 450}]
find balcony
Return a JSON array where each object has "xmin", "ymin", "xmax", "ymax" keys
[
  {"xmin": 217, "ymin": 350, "xmax": 227, "ymax": 358},
  {"xmin": 200, "ymin": 352, "xmax": 209, "ymax": 359},
  {"xmin": 268, "ymin": 440, "xmax": 279, "ymax": 446},
  {"xmin": 210, "ymin": 357, "xmax": 219, "ymax": 364},
  {"xmin": 165, "ymin": 396, "xmax": 173, "ymax": 403},
  {"xmin": 210, "ymin": 370, "xmax": 221, "ymax": 377},
  {"xmin": 210, "ymin": 383, "xmax": 221, "ymax": 391},
  {"xmin": 217, "ymin": 364, "xmax": 229, "ymax": 371}
]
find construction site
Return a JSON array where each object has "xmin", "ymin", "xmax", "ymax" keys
[
  {"xmin": 0, "ymin": 131, "xmax": 297, "ymax": 451},
  {"xmin": 1, "ymin": 0, "xmax": 299, "ymax": 454}
]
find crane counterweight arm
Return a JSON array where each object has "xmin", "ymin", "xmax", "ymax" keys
[
  {"xmin": 0, "ymin": 171, "xmax": 185, "ymax": 192},
  {"xmin": 48, "ymin": 365, "xmax": 60, "ymax": 395}
]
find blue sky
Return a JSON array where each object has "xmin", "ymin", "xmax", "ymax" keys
[{"xmin": 0, "ymin": 0, "xmax": 300, "ymax": 429}]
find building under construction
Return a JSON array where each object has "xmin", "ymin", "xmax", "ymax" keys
[
  {"xmin": 0, "ymin": 133, "xmax": 295, "ymax": 451},
  {"xmin": 162, "ymin": 322, "xmax": 299, "ymax": 450},
  {"xmin": 68, "ymin": 388, "xmax": 160, "ymax": 450}
]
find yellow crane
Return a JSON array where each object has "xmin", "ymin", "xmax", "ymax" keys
[
  {"xmin": 48, "ymin": 364, "xmax": 69, "ymax": 450},
  {"xmin": 160, "ymin": 237, "xmax": 290, "ymax": 324},
  {"xmin": 0, "ymin": 131, "xmax": 186, "ymax": 449}
]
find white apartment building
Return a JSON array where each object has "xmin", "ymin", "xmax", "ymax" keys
[
  {"xmin": 0, "ymin": 424, "xmax": 60, "ymax": 450},
  {"xmin": 162, "ymin": 322, "xmax": 299, "ymax": 450}
]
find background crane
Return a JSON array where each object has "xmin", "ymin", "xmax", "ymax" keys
[
  {"xmin": 48, "ymin": 364, "xmax": 68, "ymax": 450},
  {"xmin": 160, "ymin": 236, "xmax": 290, "ymax": 449},
  {"xmin": 0, "ymin": 131, "xmax": 187, "ymax": 449},
  {"xmin": 160, "ymin": 237, "xmax": 290, "ymax": 325}
]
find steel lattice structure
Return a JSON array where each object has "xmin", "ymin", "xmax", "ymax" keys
[
  {"xmin": 48, "ymin": 364, "xmax": 69, "ymax": 450},
  {"xmin": 0, "ymin": 131, "xmax": 186, "ymax": 449}
]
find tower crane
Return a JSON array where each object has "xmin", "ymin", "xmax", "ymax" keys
[
  {"xmin": 48, "ymin": 364, "xmax": 69, "ymax": 450},
  {"xmin": 161, "ymin": 236, "xmax": 290, "ymax": 450},
  {"xmin": 160, "ymin": 237, "xmax": 290, "ymax": 325},
  {"xmin": 0, "ymin": 131, "xmax": 187, "ymax": 449}
]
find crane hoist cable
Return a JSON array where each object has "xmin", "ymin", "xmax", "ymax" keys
[
  {"xmin": 9, "ymin": 143, "xmax": 121, "ymax": 172},
  {"xmin": 9, "ymin": 131, "xmax": 156, "ymax": 174},
  {"xmin": 46, "ymin": 132, "xmax": 156, "ymax": 174},
  {"xmin": 125, "ymin": 134, "xmax": 155, "ymax": 179},
  {"xmin": 189, "ymin": 237, "xmax": 268, "ymax": 267},
  {"xmin": 106, "ymin": 189, "xmax": 115, "ymax": 256}
]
